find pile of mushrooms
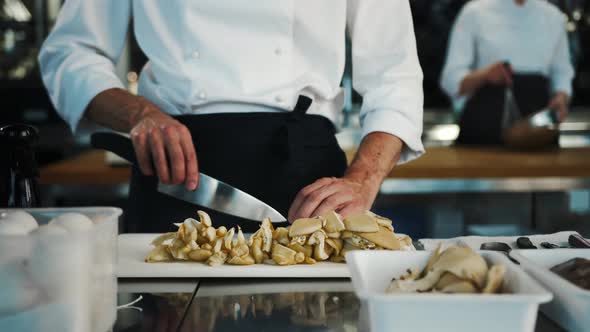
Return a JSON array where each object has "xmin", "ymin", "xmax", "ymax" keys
[
  {"xmin": 386, "ymin": 246, "xmax": 506, "ymax": 294},
  {"xmin": 146, "ymin": 210, "xmax": 413, "ymax": 266}
]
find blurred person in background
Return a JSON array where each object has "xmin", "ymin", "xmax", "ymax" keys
[{"xmin": 441, "ymin": 0, "xmax": 575, "ymax": 144}]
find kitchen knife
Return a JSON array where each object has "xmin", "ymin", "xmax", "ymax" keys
[{"xmin": 91, "ymin": 132, "xmax": 287, "ymax": 223}]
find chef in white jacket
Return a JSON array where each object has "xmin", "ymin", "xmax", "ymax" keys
[
  {"xmin": 441, "ymin": 0, "xmax": 574, "ymax": 123},
  {"xmin": 39, "ymin": 0, "xmax": 424, "ymax": 231}
]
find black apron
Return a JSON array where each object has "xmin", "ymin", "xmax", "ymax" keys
[
  {"xmin": 456, "ymin": 74, "xmax": 551, "ymax": 145},
  {"xmin": 126, "ymin": 97, "xmax": 348, "ymax": 233}
]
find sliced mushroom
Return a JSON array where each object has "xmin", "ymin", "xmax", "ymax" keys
[
  {"xmin": 271, "ymin": 243, "xmax": 298, "ymax": 266},
  {"xmin": 150, "ymin": 232, "xmax": 177, "ymax": 246},
  {"xmin": 343, "ymin": 212, "xmax": 379, "ymax": 233},
  {"xmin": 440, "ymin": 280, "xmax": 478, "ymax": 294},
  {"xmin": 212, "ymin": 237, "xmax": 223, "ymax": 253},
  {"xmin": 288, "ymin": 243, "xmax": 313, "ymax": 258},
  {"xmin": 201, "ymin": 243, "xmax": 212, "ymax": 251},
  {"xmin": 329, "ymin": 255, "xmax": 345, "ymax": 263},
  {"xmin": 322, "ymin": 211, "xmax": 345, "ymax": 233},
  {"xmin": 216, "ymin": 226, "xmax": 227, "ymax": 237},
  {"xmin": 344, "ymin": 235, "xmax": 376, "ymax": 250},
  {"xmin": 325, "ymin": 238, "xmax": 343, "ymax": 256},
  {"xmin": 482, "ymin": 265, "xmax": 506, "ymax": 294},
  {"xmin": 207, "ymin": 251, "xmax": 228, "ymax": 267},
  {"xmin": 204, "ymin": 226, "xmax": 217, "ymax": 243},
  {"xmin": 253, "ymin": 218, "xmax": 273, "ymax": 252},
  {"xmin": 188, "ymin": 249, "xmax": 212, "ymax": 262},
  {"xmin": 289, "ymin": 218, "xmax": 322, "ymax": 237},
  {"xmin": 272, "ymin": 227, "xmax": 290, "ymax": 246},
  {"xmin": 224, "ymin": 227, "xmax": 235, "ymax": 251},
  {"xmin": 435, "ymin": 272, "xmax": 463, "ymax": 290},
  {"xmin": 290, "ymin": 235, "xmax": 307, "ymax": 246},
  {"xmin": 251, "ymin": 237, "xmax": 264, "ymax": 264},
  {"xmin": 326, "ymin": 232, "xmax": 341, "ymax": 239},
  {"xmin": 305, "ymin": 256, "xmax": 318, "ymax": 264},
  {"xmin": 145, "ymin": 245, "xmax": 173, "ymax": 262},
  {"xmin": 227, "ymin": 254, "xmax": 255, "ymax": 265},
  {"xmin": 308, "ymin": 230, "xmax": 330, "ymax": 261},
  {"xmin": 357, "ymin": 226, "xmax": 400, "ymax": 250},
  {"xmin": 197, "ymin": 210, "xmax": 212, "ymax": 227},
  {"xmin": 295, "ymin": 252, "xmax": 305, "ymax": 264}
]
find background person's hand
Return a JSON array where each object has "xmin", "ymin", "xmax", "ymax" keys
[
  {"xmin": 547, "ymin": 92, "xmax": 569, "ymax": 123},
  {"xmin": 287, "ymin": 176, "xmax": 378, "ymax": 222},
  {"xmin": 129, "ymin": 97, "xmax": 199, "ymax": 190},
  {"xmin": 484, "ymin": 62, "xmax": 513, "ymax": 86}
]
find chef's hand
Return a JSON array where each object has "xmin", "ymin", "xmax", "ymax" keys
[
  {"xmin": 288, "ymin": 132, "xmax": 402, "ymax": 222},
  {"xmin": 130, "ymin": 97, "xmax": 199, "ymax": 189},
  {"xmin": 484, "ymin": 62, "xmax": 513, "ymax": 86},
  {"xmin": 86, "ymin": 89, "xmax": 199, "ymax": 190},
  {"xmin": 287, "ymin": 176, "xmax": 378, "ymax": 221},
  {"xmin": 547, "ymin": 92, "xmax": 569, "ymax": 123}
]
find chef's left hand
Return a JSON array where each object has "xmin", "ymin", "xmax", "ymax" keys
[
  {"xmin": 548, "ymin": 92, "xmax": 569, "ymax": 123},
  {"xmin": 288, "ymin": 176, "xmax": 379, "ymax": 222}
]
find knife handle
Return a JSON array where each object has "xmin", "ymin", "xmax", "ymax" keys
[
  {"xmin": 91, "ymin": 132, "xmax": 138, "ymax": 165},
  {"xmin": 569, "ymin": 234, "xmax": 590, "ymax": 249}
]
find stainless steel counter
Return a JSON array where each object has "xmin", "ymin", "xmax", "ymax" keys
[{"xmin": 112, "ymin": 278, "xmax": 565, "ymax": 332}]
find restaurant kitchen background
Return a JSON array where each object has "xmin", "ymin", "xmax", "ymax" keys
[{"xmin": 1, "ymin": 0, "xmax": 589, "ymax": 238}]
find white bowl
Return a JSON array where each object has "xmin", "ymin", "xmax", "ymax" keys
[
  {"xmin": 346, "ymin": 250, "xmax": 552, "ymax": 332},
  {"xmin": 512, "ymin": 249, "xmax": 590, "ymax": 332}
]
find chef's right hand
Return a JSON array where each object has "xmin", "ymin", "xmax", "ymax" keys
[
  {"xmin": 484, "ymin": 62, "xmax": 513, "ymax": 86},
  {"xmin": 129, "ymin": 97, "xmax": 199, "ymax": 190}
]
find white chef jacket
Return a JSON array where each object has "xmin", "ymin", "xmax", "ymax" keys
[
  {"xmin": 39, "ymin": 0, "xmax": 424, "ymax": 164},
  {"xmin": 440, "ymin": 0, "xmax": 574, "ymax": 111}
]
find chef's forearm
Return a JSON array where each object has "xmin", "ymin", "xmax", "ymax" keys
[
  {"xmin": 344, "ymin": 132, "xmax": 403, "ymax": 192},
  {"xmin": 458, "ymin": 68, "xmax": 488, "ymax": 96},
  {"xmin": 85, "ymin": 88, "xmax": 156, "ymax": 133}
]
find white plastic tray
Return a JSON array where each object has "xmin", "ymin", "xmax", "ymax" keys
[
  {"xmin": 512, "ymin": 249, "xmax": 590, "ymax": 332},
  {"xmin": 346, "ymin": 250, "xmax": 552, "ymax": 332},
  {"xmin": 118, "ymin": 234, "xmax": 350, "ymax": 278}
]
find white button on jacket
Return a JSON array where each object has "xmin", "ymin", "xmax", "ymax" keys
[{"xmin": 39, "ymin": 0, "xmax": 425, "ymax": 164}]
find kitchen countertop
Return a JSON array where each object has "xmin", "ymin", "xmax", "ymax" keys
[
  {"xmin": 113, "ymin": 278, "xmax": 566, "ymax": 332},
  {"xmin": 40, "ymin": 146, "xmax": 590, "ymax": 185}
]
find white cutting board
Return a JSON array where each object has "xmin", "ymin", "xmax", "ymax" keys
[{"xmin": 117, "ymin": 234, "xmax": 351, "ymax": 278}]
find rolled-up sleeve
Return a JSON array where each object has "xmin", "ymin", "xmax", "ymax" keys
[
  {"xmin": 38, "ymin": 0, "xmax": 131, "ymax": 132},
  {"xmin": 440, "ymin": 4, "xmax": 477, "ymax": 99},
  {"xmin": 347, "ymin": 0, "xmax": 424, "ymax": 164},
  {"xmin": 549, "ymin": 16, "xmax": 574, "ymax": 96}
]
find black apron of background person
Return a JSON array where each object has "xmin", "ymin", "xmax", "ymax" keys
[
  {"xmin": 456, "ymin": 74, "xmax": 551, "ymax": 145},
  {"xmin": 126, "ymin": 97, "xmax": 348, "ymax": 233}
]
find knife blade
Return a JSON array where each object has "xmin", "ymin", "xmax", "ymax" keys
[{"xmin": 91, "ymin": 132, "xmax": 287, "ymax": 223}]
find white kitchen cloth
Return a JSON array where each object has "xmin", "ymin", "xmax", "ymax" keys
[{"xmin": 419, "ymin": 231, "xmax": 580, "ymax": 251}]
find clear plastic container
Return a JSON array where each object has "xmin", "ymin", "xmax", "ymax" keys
[
  {"xmin": 346, "ymin": 250, "xmax": 552, "ymax": 332},
  {"xmin": 0, "ymin": 207, "xmax": 121, "ymax": 332}
]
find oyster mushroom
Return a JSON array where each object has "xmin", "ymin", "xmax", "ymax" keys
[
  {"xmin": 207, "ymin": 251, "xmax": 228, "ymax": 267},
  {"xmin": 271, "ymin": 243, "xmax": 298, "ymax": 265},
  {"xmin": 322, "ymin": 211, "xmax": 345, "ymax": 234},
  {"xmin": 224, "ymin": 227, "xmax": 235, "ymax": 251},
  {"xmin": 227, "ymin": 254, "xmax": 255, "ymax": 265},
  {"xmin": 387, "ymin": 246, "xmax": 488, "ymax": 293},
  {"xmin": 250, "ymin": 237, "xmax": 264, "ymax": 263},
  {"xmin": 440, "ymin": 280, "xmax": 478, "ymax": 294},
  {"xmin": 197, "ymin": 210, "xmax": 212, "ymax": 227},
  {"xmin": 288, "ymin": 243, "xmax": 313, "ymax": 258},
  {"xmin": 482, "ymin": 265, "xmax": 506, "ymax": 294},
  {"xmin": 325, "ymin": 238, "xmax": 343, "ymax": 256},
  {"xmin": 251, "ymin": 218, "xmax": 274, "ymax": 252},
  {"xmin": 204, "ymin": 226, "xmax": 217, "ymax": 243},
  {"xmin": 188, "ymin": 249, "xmax": 213, "ymax": 262},
  {"xmin": 357, "ymin": 226, "xmax": 401, "ymax": 250},
  {"xmin": 326, "ymin": 232, "xmax": 341, "ymax": 239},
  {"xmin": 273, "ymin": 227, "xmax": 290, "ymax": 246},
  {"xmin": 145, "ymin": 245, "xmax": 173, "ymax": 262},
  {"xmin": 289, "ymin": 218, "xmax": 322, "ymax": 238},
  {"xmin": 343, "ymin": 212, "xmax": 379, "ymax": 233},
  {"xmin": 308, "ymin": 230, "xmax": 330, "ymax": 261},
  {"xmin": 216, "ymin": 226, "xmax": 228, "ymax": 237},
  {"xmin": 231, "ymin": 229, "xmax": 250, "ymax": 258},
  {"xmin": 150, "ymin": 232, "xmax": 176, "ymax": 246}
]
